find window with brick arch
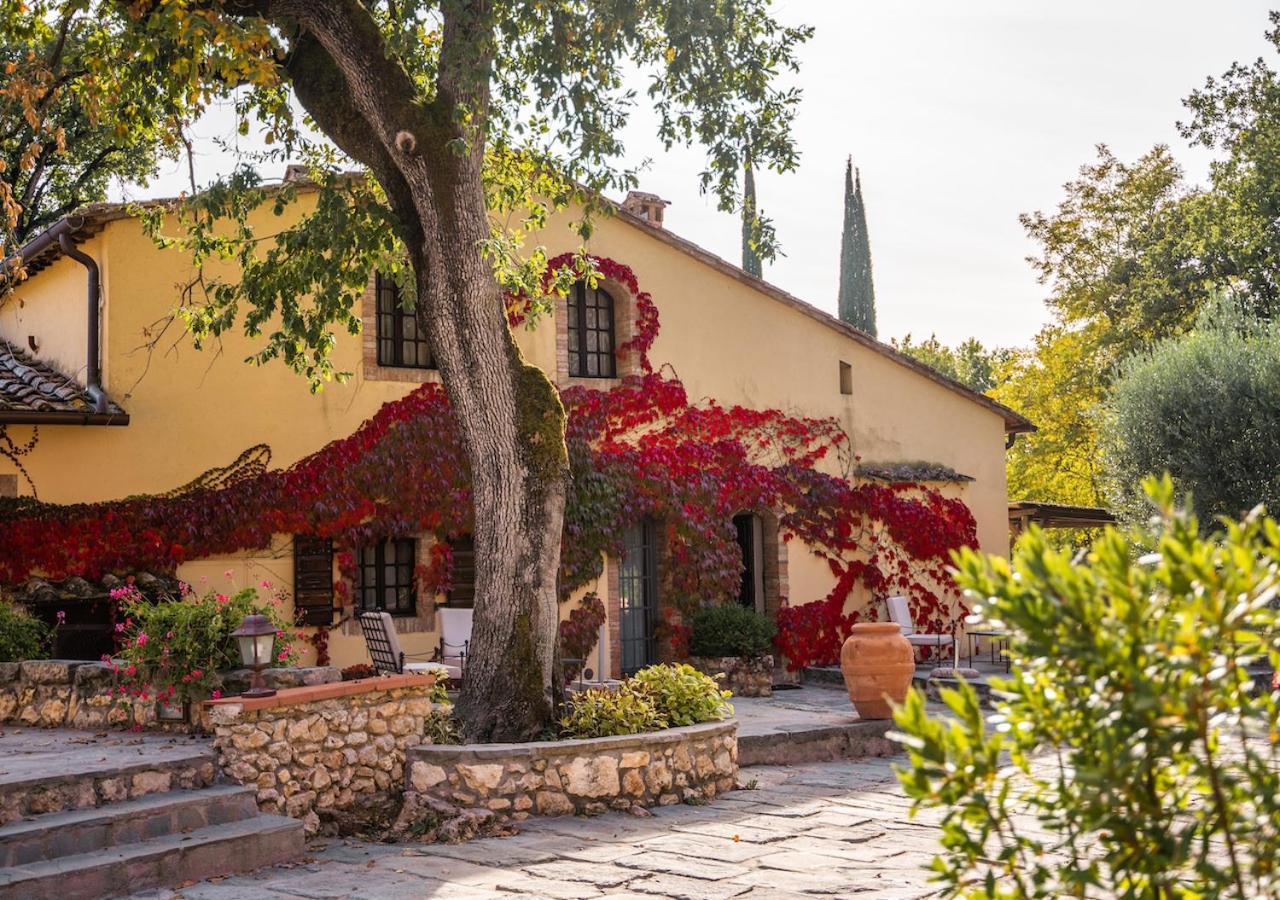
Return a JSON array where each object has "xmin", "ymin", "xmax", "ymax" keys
[
  {"xmin": 375, "ymin": 272, "xmax": 434, "ymax": 369},
  {"xmin": 356, "ymin": 537, "xmax": 417, "ymax": 616},
  {"xmin": 567, "ymin": 281, "xmax": 617, "ymax": 378}
]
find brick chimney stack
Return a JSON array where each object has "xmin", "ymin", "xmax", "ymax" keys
[{"xmin": 621, "ymin": 191, "xmax": 670, "ymax": 228}]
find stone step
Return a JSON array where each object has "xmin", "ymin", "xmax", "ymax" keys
[
  {"xmin": 0, "ymin": 813, "xmax": 304, "ymax": 900},
  {"xmin": 737, "ymin": 718, "xmax": 896, "ymax": 767},
  {"xmin": 0, "ymin": 785, "xmax": 258, "ymax": 867},
  {"xmin": 0, "ymin": 734, "xmax": 218, "ymax": 825}
]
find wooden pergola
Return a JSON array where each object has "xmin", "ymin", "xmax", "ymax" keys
[{"xmin": 1008, "ymin": 501, "xmax": 1116, "ymax": 537}]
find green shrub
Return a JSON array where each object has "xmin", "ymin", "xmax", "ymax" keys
[
  {"xmin": 559, "ymin": 683, "xmax": 667, "ymax": 738},
  {"xmin": 631, "ymin": 663, "xmax": 732, "ymax": 726},
  {"xmin": 688, "ymin": 604, "xmax": 775, "ymax": 657},
  {"xmin": 114, "ymin": 585, "xmax": 297, "ymax": 704},
  {"xmin": 0, "ymin": 602, "xmax": 50, "ymax": 662},
  {"xmin": 893, "ymin": 476, "xmax": 1280, "ymax": 897},
  {"xmin": 1104, "ymin": 299, "xmax": 1280, "ymax": 524}
]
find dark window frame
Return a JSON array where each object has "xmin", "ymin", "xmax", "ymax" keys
[
  {"xmin": 567, "ymin": 281, "xmax": 617, "ymax": 379},
  {"xmin": 375, "ymin": 272, "xmax": 435, "ymax": 370},
  {"xmin": 618, "ymin": 517, "xmax": 658, "ymax": 674},
  {"xmin": 356, "ymin": 537, "xmax": 418, "ymax": 617}
]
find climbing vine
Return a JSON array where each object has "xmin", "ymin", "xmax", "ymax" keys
[{"xmin": 0, "ymin": 256, "xmax": 975, "ymax": 672}]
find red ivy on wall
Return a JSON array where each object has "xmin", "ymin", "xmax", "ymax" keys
[{"xmin": 0, "ymin": 256, "xmax": 975, "ymax": 672}]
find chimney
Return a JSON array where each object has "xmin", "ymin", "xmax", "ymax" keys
[{"xmin": 621, "ymin": 190, "xmax": 671, "ymax": 228}]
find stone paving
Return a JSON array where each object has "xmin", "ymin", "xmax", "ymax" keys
[{"xmin": 146, "ymin": 755, "xmax": 948, "ymax": 899}]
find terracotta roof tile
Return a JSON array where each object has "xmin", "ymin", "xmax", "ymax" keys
[{"xmin": 0, "ymin": 340, "xmax": 126, "ymax": 419}]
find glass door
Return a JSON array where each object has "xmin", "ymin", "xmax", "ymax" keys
[{"xmin": 619, "ymin": 518, "xmax": 658, "ymax": 674}]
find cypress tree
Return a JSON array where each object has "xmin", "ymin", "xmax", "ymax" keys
[
  {"xmin": 742, "ymin": 163, "xmax": 762, "ymax": 277},
  {"xmin": 838, "ymin": 158, "xmax": 877, "ymax": 336}
]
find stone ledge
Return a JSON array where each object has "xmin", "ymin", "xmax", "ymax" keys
[
  {"xmin": 409, "ymin": 719, "xmax": 736, "ymax": 764},
  {"xmin": 203, "ymin": 673, "xmax": 436, "ymax": 715}
]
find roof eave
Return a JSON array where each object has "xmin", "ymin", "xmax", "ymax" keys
[{"xmin": 0, "ymin": 409, "xmax": 129, "ymax": 426}]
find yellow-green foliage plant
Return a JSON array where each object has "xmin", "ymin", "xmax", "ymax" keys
[
  {"xmin": 893, "ymin": 475, "xmax": 1280, "ymax": 898},
  {"xmin": 632, "ymin": 663, "xmax": 733, "ymax": 727},
  {"xmin": 559, "ymin": 683, "xmax": 667, "ymax": 739}
]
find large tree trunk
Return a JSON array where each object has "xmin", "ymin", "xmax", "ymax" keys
[
  {"xmin": 272, "ymin": 0, "xmax": 569, "ymax": 742},
  {"xmin": 414, "ymin": 173, "xmax": 569, "ymax": 744}
]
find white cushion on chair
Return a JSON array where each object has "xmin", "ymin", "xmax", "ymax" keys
[
  {"xmin": 438, "ymin": 608, "xmax": 473, "ymax": 676},
  {"xmin": 885, "ymin": 595, "xmax": 915, "ymax": 635}
]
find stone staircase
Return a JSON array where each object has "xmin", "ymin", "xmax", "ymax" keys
[{"xmin": 0, "ymin": 731, "xmax": 303, "ymax": 900}]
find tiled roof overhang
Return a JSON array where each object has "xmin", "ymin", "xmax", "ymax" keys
[{"xmin": 0, "ymin": 341, "xmax": 128, "ymax": 426}]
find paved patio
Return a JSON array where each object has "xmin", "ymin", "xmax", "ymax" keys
[{"xmin": 141, "ymin": 755, "xmax": 945, "ymax": 899}]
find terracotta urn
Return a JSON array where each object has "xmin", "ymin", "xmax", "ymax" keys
[{"xmin": 839, "ymin": 622, "xmax": 914, "ymax": 719}]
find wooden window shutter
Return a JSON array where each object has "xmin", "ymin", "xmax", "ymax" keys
[
  {"xmin": 293, "ymin": 536, "xmax": 335, "ymax": 625},
  {"xmin": 447, "ymin": 535, "xmax": 476, "ymax": 608}
]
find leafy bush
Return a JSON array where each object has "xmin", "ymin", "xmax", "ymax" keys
[
  {"xmin": 631, "ymin": 663, "xmax": 732, "ymax": 727},
  {"xmin": 113, "ymin": 584, "xmax": 298, "ymax": 705},
  {"xmin": 893, "ymin": 476, "xmax": 1280, "ymax": 897},
  {"xmin": 688, "ymin": 604, "xmax": 775, "ymax": 658},
  {"xmin": 559, "ymin": 683, "xmax": 667, "ymax": 738},
  {"xmin": 1104, "ymin": 299, "xmax": 1280, "ymax": 524},
  {"xmin": 0, "ymin": 602, "xmax": 50, "ymax": 662}
]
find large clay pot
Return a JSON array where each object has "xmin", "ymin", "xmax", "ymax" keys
[{"xmin": 840, "ymin": 622, "xmax": 914, "ymax": 719}]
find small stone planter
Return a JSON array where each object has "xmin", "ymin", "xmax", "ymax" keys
[
  {"xmin": 405, "ymin": 719, "xmax": 738, "ymax": 821},
  {"xmin": 689, "ymin": 655, "xmax": 773, "ymax": 697}
]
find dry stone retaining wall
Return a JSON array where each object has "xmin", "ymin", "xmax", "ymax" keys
[
  {"xmin": 405, "ymin": 720, "xmax": 738, "ymax": 821},
  {"xmin": 205, "ymin": 675, "xmax": 439, "ymax": 834},
  {"xmin": 0, "ymin": 660, "xmax": 341, "ymax": 731},
  {"xmin": 689, "ymin": 655, "xmax": 774, "ymax": 697}
]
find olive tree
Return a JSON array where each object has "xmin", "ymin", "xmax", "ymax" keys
[
  {"xmin": 0, "ymin": 0, "xmax": 810, "ymax": 740},
  {"xmin": 894, "ymin": 477, "xmax": 1280, "ymax": 897},
  {"xmin": 1102, "ymin": 299, "xmax": 1280, "ymax": 526}
]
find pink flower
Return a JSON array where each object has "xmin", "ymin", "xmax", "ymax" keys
[
  {"xmin": 260, "ymin": 579, "xmax": 273, "ymax": 589},
  {"xmin": 55, "ymin": 610, "xmax": 66, "ymax": 624},
  {"xmin": 216, "ymin": 593, "xmax": 229, "ymax": 604},
  {"xmin": 224, "ymin": 569, "xmax": 234, "ymax": 579},
  {"xmin": 211, "ymin": 690, "xmax": 222, "ymax": 700},
  {"xmin": 277, "ymin": 650, "xmax": 289, "ymax": 662},
  {"xmin": 125, "ymin": 664, "xmax": 136, "ymax": 677},
  {"xmin": 135, "ymin": 633, "xmax": 148, "ymax": 648},
  {"xmin": 114, "ymin": 622, "xmax": 125, "ymax": 633}
]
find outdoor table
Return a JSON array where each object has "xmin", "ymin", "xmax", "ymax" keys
[{"xmin": 967, "ymin": 629, "xmax": 1010, "ymax": 672}]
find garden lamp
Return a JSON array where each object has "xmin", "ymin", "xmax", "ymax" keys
[{"xmin": 232, "ymin": 614, "xmax": 277, "ymax": 699}]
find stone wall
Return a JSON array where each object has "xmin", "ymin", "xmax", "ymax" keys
[
  {"xmin": 690, "ymin": 655, "xmax": 774, "ymax": 697},
  {"xmin": 0, "ymin": 660, "xmax": 340, "ymax": 731},
  {"xmin": 405, "ymin": 720, "xmax": 738, "ymax": 821},
  {"xmin": 205, "ymin": 674, "xmax": 440, "ymax": 834}
]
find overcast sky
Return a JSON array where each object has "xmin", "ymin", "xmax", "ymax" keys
[{"xmin": 130, "ymin": 2, "xmax": 1276, "ymax": 349}]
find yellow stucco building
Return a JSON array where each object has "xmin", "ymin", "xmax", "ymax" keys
[{"xmin": 0, "ymin": 181, "xmax": 1032, "ymax": 676}]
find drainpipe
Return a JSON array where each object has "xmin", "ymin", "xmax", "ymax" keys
[{"xmin": 56, "ymin": 232, "xmax": 108, "ymax": 415}]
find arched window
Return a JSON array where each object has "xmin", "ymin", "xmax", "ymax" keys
[
  {"xmin": 375, "ymin": 272, "xmax": 434, "ymax": 369},
  {"xmin": 567, "ymin": 282, "xmax": 616, "ymax": 378}
]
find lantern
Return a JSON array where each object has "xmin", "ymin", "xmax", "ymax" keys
[{"xmin": 231, "ymin": 614, "xmax": 277, "ymax": 699}]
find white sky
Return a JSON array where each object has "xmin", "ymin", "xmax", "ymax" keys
[{"xmin": 128, "ymin": 2, "xmax": 1275, "ymax": 349}]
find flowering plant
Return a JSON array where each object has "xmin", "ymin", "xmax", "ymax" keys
[{"xmin": 110, "ymin": 584, "xmax": 299, "ymax": 705}]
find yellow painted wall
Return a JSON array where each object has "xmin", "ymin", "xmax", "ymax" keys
[
  {"xmin": 0, "ymin": 193, "xmax": 1015, "ymax": 668},
  {"xmin": 0, "ymin": 239, "xmax": 96, "ymax": 384}
]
